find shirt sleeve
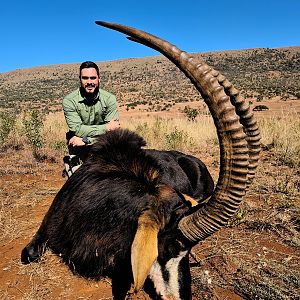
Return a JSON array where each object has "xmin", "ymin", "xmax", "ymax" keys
[
  {"xmin": 62, "ymin": 93, "xmax": 120, "ymax": 141},
  {"xmin": 62, "ymin": 97, "xmax": 107, "ymax": 138},
  {"xmin": 103, "ymin": 94, "xmax": 120, "ymax": 122}
]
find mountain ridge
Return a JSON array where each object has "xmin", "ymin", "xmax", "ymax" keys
[{"xmin": 0, "ymin": 46, "xmax": 299, "ymax": 111}]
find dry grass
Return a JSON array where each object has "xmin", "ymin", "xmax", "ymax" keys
[
  {"xmin": 258, "ymin": 111, "xmax": 300, "ymax": 168},
  {"xmin": 42, "ymin": 111, "xmax": 218, "ymax": 154},
  {"xmin": 6, "ymin": 108, "xmax": 299, "ymax": 169},
  {"xmin": 43, "ymin": 112, "xmax": 67, "ymax": 145},
  {"xmin": 123, "ymin": 115, "xmax": 218, "ymax": 154},
  {"xmin": 0, "ymin": 108, "xmax": 299, "ymax": 299}
]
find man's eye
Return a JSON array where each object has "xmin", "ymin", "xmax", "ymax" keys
[{"xmin": 81, "ymin": 76, "xmax": 97, "ymax": 80}]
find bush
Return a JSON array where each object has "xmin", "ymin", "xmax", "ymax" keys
[
  {"xmin": 23, "ymin": 109, "xmax": 45, "ymax": 160},
  {"xmin": 0, "ymin": 111, "xmax": 16, "ymax": 144},
  {"xmin": 165, "ymin": 127, "xmax": 188, "ymax": 150},
  {"xmin": 253, "ymin": 105, "xmax": 269, "ymax": 111},
  {"xmin": 183, "ymin": 106, "xmax": 199, "ymax": 121}
]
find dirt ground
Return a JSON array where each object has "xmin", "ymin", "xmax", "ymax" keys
[
  {"xmin": 119, "ymin": 98, "xmax": 300, "ymax": 120},
  {"xmin": 0, "ymin": 101, "xmax": 299, "ymax": 299}
]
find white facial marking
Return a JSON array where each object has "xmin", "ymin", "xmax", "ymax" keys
[
  {"xmin": 149, "ymin": 251, "xmax": 188, "ymax": 300},
  {"xmin": 149, "ymin": 261, "xmax": 168, "ymax": 298},
  {"xmin": 165, "ymin": 251, "xmax": 187, "ymax": 299}
]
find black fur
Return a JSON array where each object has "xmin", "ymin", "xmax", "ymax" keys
[
  {"xmin": 145, "ymin": 149, "xmax": 214, "ymax": 201},
  {"xmin": 21, "ymin": 129, "xmax": 214, "ymax": 299}
]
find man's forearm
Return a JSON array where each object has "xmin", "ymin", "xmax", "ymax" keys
[{"xmin": 65, "ymin": 121, "xmax": 108, "ymax": 138}]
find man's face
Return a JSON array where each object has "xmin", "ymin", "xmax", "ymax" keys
[{"xmin": 80, "ymin": 68, "xmax": 99, "ymax": 95}]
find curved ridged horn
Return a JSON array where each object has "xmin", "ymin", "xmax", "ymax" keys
[{"xmin": 95, "ymin": 21, "xmax": 261, "ymax": 243}]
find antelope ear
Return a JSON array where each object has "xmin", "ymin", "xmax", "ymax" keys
[
  {"xmin": 131, "ymin": 213, "xmax": 159, "ymax": 291},
  {"xmin": 182, "ymin": 193, "xmax": 199, "ymax": 207}
]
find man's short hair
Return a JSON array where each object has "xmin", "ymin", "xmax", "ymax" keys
[{"xmin": 79, "ymin": 61, "xmax": 100, "ymax": 77}]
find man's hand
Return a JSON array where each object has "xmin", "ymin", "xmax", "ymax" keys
[
  {"xmin": 69, "ymin": 136, "xmax": 86, "ymax": 147},
  {"xmin": 106, "ymin": 119, "xmax": 121, "ymax": 131}
]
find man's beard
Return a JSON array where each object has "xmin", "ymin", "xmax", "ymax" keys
[{"xmin": 80, "ymin": 85, "xmax": 99, "ymax": 101}]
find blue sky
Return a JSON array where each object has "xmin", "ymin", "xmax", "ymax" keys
[{"xmin": 0, "ymin": 0, "xmax": 299, "ymax": 73}]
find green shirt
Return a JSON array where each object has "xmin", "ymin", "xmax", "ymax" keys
[{"xmin": 63, "ymin": 88, "xmax": 119, "ymax": 144}]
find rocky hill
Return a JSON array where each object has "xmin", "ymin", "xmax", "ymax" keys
[{"xmin": 0, "ymin": 46, "xmax": 299, "ymax": 112}]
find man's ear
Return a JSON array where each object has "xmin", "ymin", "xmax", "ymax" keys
[{"xmin": 131, "ymin": 212, "xmax": 159, "ymax": 292}]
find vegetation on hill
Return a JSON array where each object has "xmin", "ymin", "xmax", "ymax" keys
[{"xmin": 0, "ymin": 47, "xmax": 299, "ymax": 111}]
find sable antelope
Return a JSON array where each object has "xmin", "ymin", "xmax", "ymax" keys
[{"xmin": 21, "ymin": 21, "xmax": 261, "ymax": 299}]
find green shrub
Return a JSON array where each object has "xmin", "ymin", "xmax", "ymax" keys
[
  {"xmin": 165, "ymin": 127, "xmax": 188, "ymax": 150},
  {"xmin": 23, "ymin": 109, "xmax": 44, "ymax": 160},
  {"xmin": 253, "ymin": 105, "xmax": 269, "ymax": 111},
  {"xmin": 183, "ymin": 106, "xmax": 199, "ymax": 121},
  {"xmin": 0, "ymin": 111, "xmax": 16, "ymax": 144}
]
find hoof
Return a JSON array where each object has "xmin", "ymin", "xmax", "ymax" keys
[{"xmin": 21, "ymin": 243, "xmax": 44, "ymax": 264}]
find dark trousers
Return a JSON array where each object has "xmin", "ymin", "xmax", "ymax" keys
[
  {"xmin": 68, "ymin": 145, "xmax": 91, "ymax": 163},
  {"xmin": 66, "ymin": 131, "xmax": 91, "ymax": 163}
]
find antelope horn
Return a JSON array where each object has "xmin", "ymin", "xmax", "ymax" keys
[{"xmin": 95, "ymin": 21, "xmax": 261, "ymax": 243}]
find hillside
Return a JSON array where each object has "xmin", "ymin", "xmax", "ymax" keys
[{"xmin": 0, "ymin": 46, "xmax": 299, "ymax": 112}]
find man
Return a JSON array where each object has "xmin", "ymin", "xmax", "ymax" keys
[{"xmin": 62, "ymin": 61, "xmax": 120, "ymax": 177}]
